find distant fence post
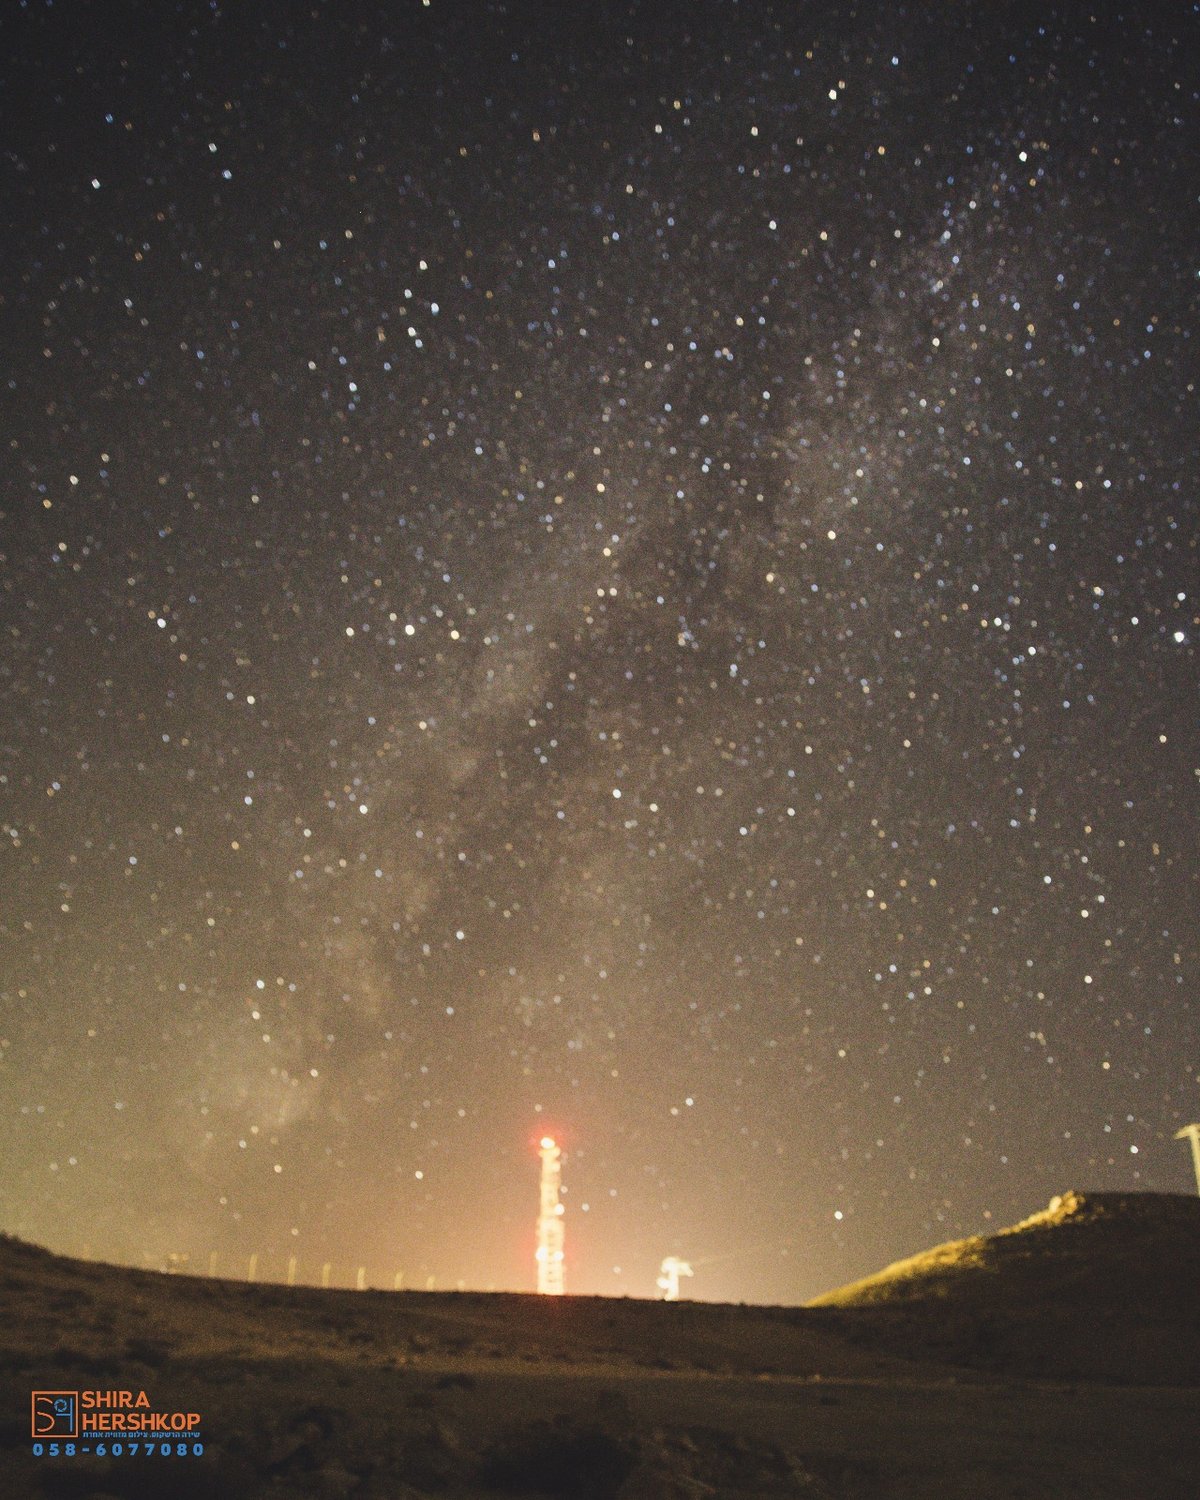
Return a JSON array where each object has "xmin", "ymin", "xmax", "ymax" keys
[
  {"xmin": 321, "ymin": 1261, "xmax": 331, "ymax": 1288},
  {"xmin": 393, "ymin": 1270, "xmax": 404, "ymax": 1290},
  {"xmin": 287, "ymin": 1255, "xmax": 297, "ymax": 1287},
  {"xmin": 247, "ymin": 1253, "xmax": 258, "ymax": 1283},
  {"xmin": 356, "ymin": 1265, "xmax": 366, "ymax": 1291}
]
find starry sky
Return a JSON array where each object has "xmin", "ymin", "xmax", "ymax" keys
[{"xmin": 2, "ymin": 0, "xmax": 1197, "ymax": 1303}]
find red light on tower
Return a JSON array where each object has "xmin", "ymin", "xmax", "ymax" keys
[{"xmin": 535, "ymin": 1136, "xmax": 565, "ymax": 1295}]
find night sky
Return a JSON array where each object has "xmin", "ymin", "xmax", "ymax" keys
[{"xmin": 2, "ymin": 0, "xmax": 1197, "ymax": 1304}]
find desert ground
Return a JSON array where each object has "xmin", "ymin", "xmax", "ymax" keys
[{"xmin": 3, "ymin": 1191, "xmax": 1197, "ymax": 1498}]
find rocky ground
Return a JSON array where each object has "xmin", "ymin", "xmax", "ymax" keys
[{"xmin": 3, "ymin": 1191, "xmax": 1198, "ymax": 1497}]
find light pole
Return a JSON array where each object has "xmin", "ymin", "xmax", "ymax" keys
[{"xmin": 1175, "ymin": 1124, "xmax": 1200, "ymax": 1194}]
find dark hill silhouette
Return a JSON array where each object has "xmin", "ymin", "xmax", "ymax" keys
[
  {"xmin": 2, "ymin": 1192, "xmax": 1198, "ymax": 1497},
  {"xmin": 808, "ymin": 1190, "xmax": 1200, "ymax": 1384}
]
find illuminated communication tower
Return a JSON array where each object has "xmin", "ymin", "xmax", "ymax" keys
[
  {"xmin": 535, "ymin": 1136, "xmax": 565, "ymax": 1295},
  {"xmin": 656, "ymin": 1255, "xmax": 693, "ymax": 1301}
]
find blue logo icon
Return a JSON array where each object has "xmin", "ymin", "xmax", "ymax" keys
[{"xmin": 32, "ymin": 1392, "xmax": 78, "ymax": 1438}]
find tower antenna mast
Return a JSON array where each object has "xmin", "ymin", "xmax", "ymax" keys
[
  {"xmin": 656, "ymin": 1255, "xmax": 694, "ymax": 1301},
  {"xmin": 535, "ymin": 1136, "xmax": 565, "ymax": 1295}
]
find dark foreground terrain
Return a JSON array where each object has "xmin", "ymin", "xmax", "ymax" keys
[{"xmin": 3, "ymin": 1192, "xmax": 1198, "ymax": 1498}]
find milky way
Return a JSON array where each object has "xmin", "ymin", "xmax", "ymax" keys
[{"xmin": 2, "ymin": 1, "xmax": 1196, "ymax": 1300}]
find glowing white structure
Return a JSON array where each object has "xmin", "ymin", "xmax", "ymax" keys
[
  {"xmin": 1176, "ymin": 1124, "xmax": 1200, "ymax": 1193},
  {"xmin": 535, "ymin": 1135, "xmax": 565, "ymax": 1295},
  {"xmin": 656, "ymin": 1255, "xmax": 693, "ymax": 1301}
]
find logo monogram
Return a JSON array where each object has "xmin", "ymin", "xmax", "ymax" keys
[{"xmin": 31, "ymin": 1392, "xmax": 78, "ymax": 1438}]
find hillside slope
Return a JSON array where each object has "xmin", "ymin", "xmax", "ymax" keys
[
  {"xmin": 809, "ymin": 1190, "xmax": 1200, "ymax": 1383},
  {"xmin": 2, "ymin": 1193, "xmax": 1198, "ymax": 1497}
]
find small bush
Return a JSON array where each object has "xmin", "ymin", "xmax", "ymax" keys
[
  {"xmin": 124, "ymin": 1335, "xmax": 172, "ymax": 1367},
  {"xmin": 481, "ymin": 1416, "xmax": 637, "ymax": 1498}
]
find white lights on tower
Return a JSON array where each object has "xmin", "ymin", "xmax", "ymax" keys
[{"xmin": 535, "ymin": 1135, "xmax": 565, "ymax": 1295}]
